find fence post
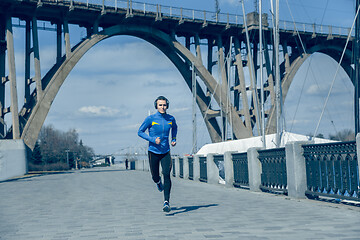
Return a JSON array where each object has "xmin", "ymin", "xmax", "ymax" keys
[
  {"xmin": 247, "ymin": 147, "xmax": 263, "ymax": 192},
  {"xmin": 135, "ymin": 160, "xmax": 138, "ymax": 170},
  {"xmin": 135, "ymin": 159, "xmax": 144, "ymax": 171},
  {"xmin": 183, "ymin": 156, "xmax": 189, "ymax": 179},
  {"xmin": 193, "ymin": 154, "xmax": 201, "ymax": 182},
  {"xmin": 224, "ymin": 151, "xmax": 235, "ymax": 188},
  {"xmin": 206, "ymin": 153, "xmax": 219, "ymax": 185},
  {"xmin": 144, "ymin": 158, "xmax": 149, "ymax": 171},
  {"xmin": 142, "ymin": 159, "xmax": 146, "ymax": 171},
  {"xmin": 356, "ymin": 133, "xmax": 360, "ymax": 189},
  {"xmin": 174, "ymin": 156, "xmax": 180, "ymax": 177},
  {"xmin": 285, "ymin": 141, "xmax": 310, "ymax": 199}
]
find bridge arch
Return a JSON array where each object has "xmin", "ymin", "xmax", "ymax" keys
[
  {"xmin": 266, "ymin": 43, "xmax": 353, "ymax": 134},
  {"xmin": 21, "ymin": 24, "xmax": 252, "ymax": 150}
]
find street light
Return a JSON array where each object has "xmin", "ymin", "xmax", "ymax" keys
[{"xmin": 65, "ymin": 149, "xmax": 70, "ymax": 169}]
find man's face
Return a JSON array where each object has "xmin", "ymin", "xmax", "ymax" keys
[{"xmin": 157, "ymin": 100, "xmax": 167, "ymax": 114}]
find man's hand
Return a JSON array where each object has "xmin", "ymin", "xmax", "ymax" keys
[
  {"xmin": 155, "ymin": 137, "xmax": 161, "ymax": 144},
  {"xmin": 171, "ymin": 141, "xmax": 176, "ymax": 147}
]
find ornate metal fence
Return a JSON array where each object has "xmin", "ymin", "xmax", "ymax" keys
[
  {"xmin": 199, "ymin": 156, "xmax": 207, "ymax": 182},
  {"xmin": 258, "ymin": 148, "xmax": 287, "ymax": 194},
  {"xmin": 232, "ymin": 152, "xmax": 249, "ymax": 188},
  {"xmin": 213, "ymin": 154, "xmax": 225, "ymax": 180},
  {"xmin": 179, "ymin": 157, "xmax": 183, "ymax": 178},
  {"xmin": 303, "ymin": 141, "xmax": 359, "ymax": 201},
  {"xmin": 188, "ymin": 156, "xmax": 194, "ymax": 180}
]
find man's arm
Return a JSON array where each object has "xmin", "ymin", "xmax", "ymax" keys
[
  {"xmin": 138, "ymin": 116, "xmax": 157, "ymax": 143},
  {"xmin": 171, "ymin": 117, "xmax": 178, "ymax": 146}
]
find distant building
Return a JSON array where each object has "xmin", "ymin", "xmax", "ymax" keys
[{"xmin": 90, "ymin": 155, "xmax": 115, "ymax": 167}]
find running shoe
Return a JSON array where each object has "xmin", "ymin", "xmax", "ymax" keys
[
  {"xmin": 163, "ymin": 201, "xmax": 171, "ymax": 212},
  {"xmin": 156, "ymin": 181, "xmax": 163, "ymax": 192}
]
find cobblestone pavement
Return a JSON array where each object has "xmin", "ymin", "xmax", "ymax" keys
[{"xmin": 0, "ymin": 166, "xmax": 359, "ymax": 240}]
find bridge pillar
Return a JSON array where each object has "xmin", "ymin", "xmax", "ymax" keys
[
  {"xmin": 234, "ymin": 38, "xmax": 251, "ymax": 131},
  {"xmin": 5, "ymin": 16, "xmax": 20, "ymax": 139},
  {"xmin": 206, "ymin": 153, "xmax": 219, "ymax": 185},
  {"xmin": 283, "ymin": 41, "xmax": 290, "ymax": 71},
  {"xmin": 56, "ymin": 23, "xmax": 62, "ymax": 64},
  {"xmin": 182, "ymin": 156, "xmax": 189, "ymax": 180},
  {"xmin": 247, "ymin": 147, "xmax": 263, "ymax": 192},
  {"xmin": 32, "ymin": 17, "xmax": 43, "ymax": 101},
  {"xmin": 0, "ymin": 15, "xmax": 5, "ymax": 137},
  {"xmin": 263, "ymin": 41, "xmax": 275, "ymax": 114},
  {"xmin": 217, "ymin": 36, "xmax": 227, "ymax": 140},
  {"xmin": 285, "ymin": 141, "xmax": 311, "ymax": 199},
  {"xmin": 63, "ymin": 19, "xmax": 71, "ymax": 58},
  {"xmin": 194, "ymin": 34, "xmax": 202, "ymax": 63},
  {"xmin": 193, "ymin": 154, "xmax": 201, "ymax": 182},
  {"xmin": 224, "ymin": 151, "xmax": 235, "ymax": 188},
  {"xmin": 25, "ymin": 19, "xmax": 31, "ymax": 105},
  {"xmin": 0, "ymin": 140, "xmax": 27, "ymax": 181},
  {"xmin": 175, "ymin": 156, "xmax": 180, "ymax": 178},
  {"xmin": 207, "ymin": 38, "xmax": 214, "ymax": 74}
]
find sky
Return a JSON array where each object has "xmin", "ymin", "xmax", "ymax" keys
[{"xmin": 7, "ymin": 0, "xmax": 357, "ymax": 158}]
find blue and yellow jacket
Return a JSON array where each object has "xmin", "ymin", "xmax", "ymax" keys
[{"xmin": 138, "ymin": 111, "xmax": 178, "ymax": 154}]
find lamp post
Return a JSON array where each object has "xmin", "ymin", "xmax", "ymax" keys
[
  {"xmin": 355, "ymin": 0, "xmax": 360, "ymax": 134},
  {"xmin": 65, "ymin": 149, "xmax": 70, "ymax": 169}
]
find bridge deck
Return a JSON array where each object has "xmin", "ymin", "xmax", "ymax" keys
[{"xmin": 0, "ymin": 166, "xmax": 359, "ymax": 239}]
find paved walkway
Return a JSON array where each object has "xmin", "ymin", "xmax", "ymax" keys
[{"xmin": 0, "ymin": 166, "xmax": 359, "ymax": 240}]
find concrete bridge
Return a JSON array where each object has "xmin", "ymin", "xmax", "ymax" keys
[
  {"xmin": 0, "ymin": 166, "xmax": 359, "ymax": 239},
  {"xmin": 0, "ymin": 0, "xmax": 355, "ymax": 151}
]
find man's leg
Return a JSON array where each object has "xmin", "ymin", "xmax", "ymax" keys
[
  {"xmin": 161, "ymin": 152, "xmax": 172, "ymax": 202},
  {"xmin": 148, "ymin": 151, "xmax": 161, "ymax": 184}
]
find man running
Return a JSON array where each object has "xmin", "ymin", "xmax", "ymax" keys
[{"xmin": 138, "ymin": 96, "xmax": 177, "ymax": 212}]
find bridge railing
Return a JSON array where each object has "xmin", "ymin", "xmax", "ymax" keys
[
  {"xmin": 303, "ymin": 141, "xmax": 359, "ymax": 201},
  {"xmin": 258, "ymin": 148, "xmax": 287, "ymax": 194},
  {"xmin": 213, "ymin": 154, "xmax": 225, "ymax": 181},
  {"xmin": 277, "ymin": 21, "xmax": 353, "ymax": 37},
  {"xmin": 179, "ymin": 157, "xmax": 183, "ymax": 178},
  {"xmin": 36, "ymin": 0, "xmax": 353, "ymax": 37},
  {"xmin": 132, "ymin": 137, "xmax": 359, "ymax": 202},
  {"xmin": 199, "ymin": 156, "xmax": 207, "ymax": 182},
  {"xmin": 172, "ymin": 157, "xmax": 176, "ymax": 177},
  {"xmin": 232, "ymin": 152, "xmax": 249, "ymax": 188},
  {"xmin": 163, "ymin": 137, "xmax": 360, "ymax": 203},
  {"xmin": 188, "ymin": 156, "xmax": 194, "ymax": 180}
]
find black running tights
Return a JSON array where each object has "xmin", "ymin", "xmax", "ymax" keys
[{"xmin": 148, "ymin": 151, "xmax": 172, "ymax": 202}]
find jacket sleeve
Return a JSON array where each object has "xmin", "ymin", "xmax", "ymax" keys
[
  {"xmin": 171, "ymin": 117, "xmax": 178, "ymax": 142},
  {"xmin": 138, "ymin": 116, "xmax": 156, "ymax": 143}
]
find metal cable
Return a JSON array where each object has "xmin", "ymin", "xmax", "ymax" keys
[
  {"xmin": 313, "ymin": 3, "xmax": 360, "ymax": 138},
  {"xmin": 285, "ymin": 0, "xmax": 339, "ymax": 138}
]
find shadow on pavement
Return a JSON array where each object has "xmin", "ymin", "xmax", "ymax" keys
[
  {"xmin": 79, "ymin": 168, "xmax": 127, "ymax": 174},
  {"xmin": 0, "ymin": 168, "xmax": 128, "ymax": 183},
  {"xmin": 0, "ymin": 170, "xmax": 75, "ymax": 183},
  {"xmin": 166, "ymin": 204, "xmax": 218, "ymax": 216}
]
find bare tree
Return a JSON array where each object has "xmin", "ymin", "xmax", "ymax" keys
[
  {"xmin": 31, "ymin": 125, "xmax": 95, "ymax": 170},
  {"xmin": 329, "ymin": 129, "xmax": 355, "ymax": 141}
]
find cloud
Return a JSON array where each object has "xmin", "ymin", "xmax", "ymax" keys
[
  {"xmin": 286, "ymin": 119, "xmax": 311, "ymax": 125},
  {"xmin": 305, "ymin": 83, "xmax": 331, "ymax": 95},
  {"xmin": 171, "ymin": 107, "xmax": 191, "ymax": 113},
  {"xmin": 75, "ymin": 39, "xmax": 175, "ymax": 74},
  {"xmin": 121, "ymin": 123, "xmax": 141, "ymax": 130},
  {"xmin": 220, "ymin": 0, "xmax": 238, "ymax": 5},
  {"xmin": 143, "ymin": 79, "xmax": 177, "ymax": 87},
  {"xmin": 78, "ymin": 106, "xmax": 122, "ymax": 117}
]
